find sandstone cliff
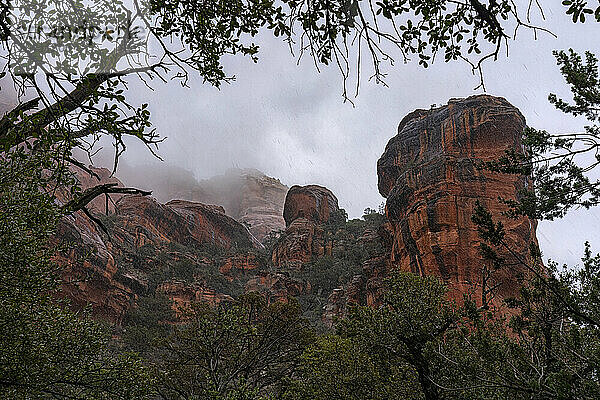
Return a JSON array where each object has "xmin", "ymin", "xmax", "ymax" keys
[
  {"xmin": 54, "ymin": 94, "xmax": 539, "ymax": 328},
  {"xmin": 184, "ymin": 169, "xmax": 288, "ymax": 242},
  {"xmin": 116, "ymin": 166, "xmax": 288, "ymax": 242},
  {"xmin": 55, "ymin": 166, "xmax": 262, "ymax": 323},
  {"xmin": 282, "ymin": 185, "xmax": 339, "ymax": 227},
  {"xmin": 272, "ymin": 185, "xmax": 340, "ymax": 268},
  {"xmin": 377, "ymin": 95, "xmax": 538, "ymax": 303}
]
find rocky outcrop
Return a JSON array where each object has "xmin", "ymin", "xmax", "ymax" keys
[
  {"xmin": 271, "ymin": 185, "xmax": 340, "ymax": 268},
  {"xmin": 245, "ymin": 273, "xmax": 310, "ymax": 305},
  {"xmin": 53, "ymin": 166, "xmax": 133, "ymax": 323},
  {"xmin": 235, "ymin": 170, "xmax": 288, "ymax": 241},
  {"xmin": 321, "ymin": 221, "xmax": 393, "ymax": 326},
  {"xmin": 271, "ymin": 218, "xmax": 333, "ymax": 268},
  {"xmin": 54, "ymin": 95, "xmax": 539, "ymax": 327},
  {"xmin": 54, "ymin": 212, "xmax": 134, "ymax": 324},
  {"xmin": 118, "ymin": 166, "xmax": 288, "ymax": 242},
  {"xmin": 55, "ymin": 167, "xmax": 262, "ymax": 324},
  {"xmin": 377, "ymin": 95, "xmax": 538, "ymax": 303},
  {"xmin": 283, "ymin": 185, "xmax": 339, "ymax": 227},
  {"xmin": 114, "ymin": 196, "xmax": 258, "ymax": 249},
  {"xmin": 219, "ymin": 253, "xmax": 261, "ymax": 278},
  {"xmin": 157, "ymin": 281, "xmax": 233, "ymax": 316},
  {"xmin": 186, "ymin": 169, "xmax": 288, "ymax": 242}
]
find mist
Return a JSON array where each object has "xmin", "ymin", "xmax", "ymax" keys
[{"xmin": 79, "ymin": 1, "xmax": 600, "ymax": 267}]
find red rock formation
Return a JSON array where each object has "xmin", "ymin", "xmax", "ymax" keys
[
  {"xmin": 157, "ymin": 281, "xmax": 233, "ymax": 316},
  {"xmin": 377, "ymin": 95, "xmax": 538, "ymax": 303},
  {"xmin": 114, "ymin": 197, "xmax": 258, "ymax": 249},
  {"xmin": 283, "ymin": 185, "xmax": 339, "ymax": 227},
  {"xmin": 271, "ymin": 185, "xmax": 340, "ymax": 268},
  {"xmin": 219, "ymin": 253, "xmax": 260, "ymax": 278},
  {"xmin": 52, "ymin": 166, "xmax": 133, "ymax": 323},
  {"xmin": 118, "ymin": 166, "xmax": 288, "ymax": 242},
  {"xmin": 245, "ymin": 273, "xmax": 310, "ymax": 305},
  {"xmin": 54, "ymin": 167, "xmax": 261, "ymax": 323},
  {"xmin": 271, "ymin": 218, "xmax": 334, "ymax": 268},
  {"xmin": 178, "ymin": 169, "xmax": 288, "ymax": 242},
  {"xmin": 54, "ymin": 213, "xmax": 134, "ymax": 324}
]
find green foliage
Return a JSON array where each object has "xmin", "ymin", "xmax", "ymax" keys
[
  {"xmin": 150, "ymin": 0, "xmax": 287, "ymax": 86},
  {"xmin": 324, "ymin": 208, "xmax": 348, "ymax": 233},
  {"xmin": 362, "ymin": 206, "xmax": 386, "ymax": 227},
  {"xmin": 288, "ymin": 272, "xmax": 454, "ymax": 399},
  {"xmin": 1, "ymin": 1, "xmax": 600, "ymax": 399},
  {"xmin": 291, "ymin": 268, "xmax": 600, "ymax": 399},
  {"xmin": 295, "ymin": 256, "xmax": 362, "ymax": 297},
  {"xmin": 562, "ymin": 0, "xmax": 600, "ymax": 23},
  {"xmin": 484, "ymin": 47, "xmax": 600, "ymax": 221},
  {"xmin": 285, "ymin": 335, "xmax": 416, "ymax": 400},
  {"xmin": 469, "ymin": 190, "xmax": 600, "ymax": 397},
  {"xmin": 110, "ymin": 235, "xmax": 249, "ymax": 297},
  {"xmin": 0, "ymin": 148, "xmax": 152, "ymax": 399},
  {"xmin": 437, "ymin": 261, "xmax": 600, "ymax": 399},
  {"xmin": 155, "ymin": 294, "xmax": 313, "ymax": 399},
  {"xmin": 288, "ymin": 207, "xmax": 388, "ymax": 324},
  {"xmin": 121, "ymin": 294, "xmax": 176, "ymax": 357}
]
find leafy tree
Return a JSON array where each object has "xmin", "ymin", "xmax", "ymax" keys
[
  {"xmin": 0, "ymin": 0, "xmax": 560, "ymax": 183},
  {"xmin": 154, "ymin": 293, "xmax": 313, "ymax": 399},
  {"xmin": 362, "ymin": 206, "xmax": 386, "ymax": 227},
  {"xmin": 335, "ymin": 272, "xmax": 457, "ymax": 400},
  {"xmin": 0, "ymin": 0, "xmax": 597, "ymax": 398},
  {"xmin": 121, "ymin": 294, "xmax": 177, "ymax": 357},
  {"xmin": 485, "ymin": 49, "xmax": 600, "ymax": 221},
  {"xmin": 0, "ymin": 147, "xmax": 152, "ymax": 399},
  {"xmin": 294, "ymin": 269, "xmax": 600, "ymax": 399},
  {"xmin": 432, "ymin": 254, "xmax": 600, "ymax": 398},
  {"xmin": 285, "ymin": 334, "xmax": 416, "ymax": 400}
]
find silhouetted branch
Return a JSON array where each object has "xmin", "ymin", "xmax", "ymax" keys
[{"xmin": 62, "ymin": 182, "xmax": 151, "ymax": 213}]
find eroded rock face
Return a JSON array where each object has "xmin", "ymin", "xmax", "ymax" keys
[
  {"xmin": 271, "ymin": 185, "xmax": 339, "ymax": 268},
  {"xmin": 184, "ymin": 169, "xmax": 288, "ymax": 242},
  {"xmin": 377, "ymin": 95, "xmax": 537, "ymax": 302},
  {"xmin": 245, "ymin": 273, "xmax": 310, "ymax": 305},
  {"xmin": 55, "ymin": 167, "xmax": 261, "ymax": 324},
  {"xmin": 235, "ymin": 171, "xmax": 288, "ymax": 241},
  {"xmin": 157, "ymin": 281, "xmax": 233, "ymax": 316},
  {"xmin": 271, "ymin": 218, "xmax": 333, "ymax": 268},
  {"xmin": 283, "ymin": 185, "xmax": 339, "ymax": 227},
  {"xmin": 113, "ymin": 197, "xmax": 258, "ymax": 249},
  {"xmin": 219, "ymin": 254, "xmax": 261, "ymax": 279},
  {"xmin": 54, "ymin": 213, "xmax": 134, "ymax": 324},
  {"xmin": 120, "ymin": 167, "xmax": 288, "ymax": 242},
  {"xmin": 53, "ymin": 166, "xmax": 133, "ymax": 323}
]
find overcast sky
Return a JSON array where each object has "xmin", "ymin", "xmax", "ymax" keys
[{"xmin": 91, "ymin": 2, "xmax": 600, "ymax": 266}]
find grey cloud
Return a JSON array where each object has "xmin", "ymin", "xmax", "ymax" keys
[{"xmin": 87, "ymin": 2, "xmax": 600, "ymax": 267}]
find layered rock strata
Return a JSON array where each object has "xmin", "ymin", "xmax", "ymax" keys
[
  {"xmin": 377, "ymin": 95, "xmax": 538, "ymax": 302},
  {"xmin": 272, "ymin": 185, "xmax": 339, "ymax": 268},
  {"xmin": 55, "ymin": 167, "xmax": 260, "ymax": 323},
  {"xmin": 282, "ymin": 185, "xmax": 339, "ymax": 227}
]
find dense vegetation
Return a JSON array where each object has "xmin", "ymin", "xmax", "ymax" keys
[{"xmin": 1, "ymin": 0, "xmax": 600, "ymax": 399}]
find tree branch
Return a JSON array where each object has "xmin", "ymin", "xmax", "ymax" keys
[{"xmin": 62, "ymin": 182, "xmax": 151, "ymax": 213}]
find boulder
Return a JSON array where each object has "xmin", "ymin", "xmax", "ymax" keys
[{"xmin": 283, "ymin": 185, "xmax": 339, "ymax": 227}]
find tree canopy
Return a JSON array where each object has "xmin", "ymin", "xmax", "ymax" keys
[{"xmin": 1, "ymin": 0, "xmax": 600, "ymax": 398}]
